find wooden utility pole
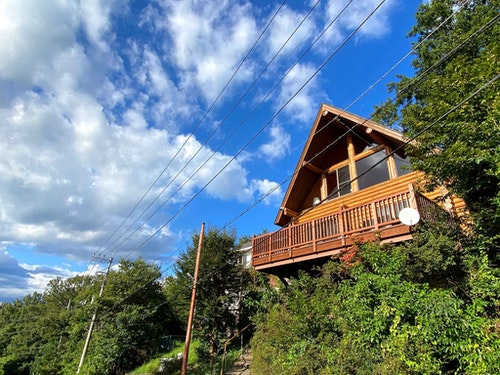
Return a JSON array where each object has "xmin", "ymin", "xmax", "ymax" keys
[
  {"xmin": 181, "ymin": 222, "xmax": 205, "ymax": 375},
  {"xmin": 77, "ymin": 256, "xmax": 113, "ymax": 374}
]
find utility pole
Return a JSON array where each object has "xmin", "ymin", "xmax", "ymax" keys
[
  {"xmin": 77, "ymin": 256, "xmax": 113, "ymax": 374},
  {"xmin": 181, "ymin": 222, "xmax": 205, "ymax": 375}
]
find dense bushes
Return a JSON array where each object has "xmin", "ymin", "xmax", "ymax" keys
[{"xmin": 251, "ymin": 229, "xmax": 500, "ymax": 374}]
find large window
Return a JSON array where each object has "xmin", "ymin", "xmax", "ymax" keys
[
  {"xmin": 395, "ymin": 153, "xmax": 411, "ymax": 176},
  {"xmin": 356, "ymin": 149, "xmax": 390, "ymax": 190},
  {"xmin": 326, "ymin": 165, "xmax": 351, "ymax": 198}
]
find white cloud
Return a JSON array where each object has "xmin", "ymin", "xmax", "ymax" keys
[
  {"xmin": 0, "ymin": 0, "xmax": 78, "ymax": 85},
  {"xmin": 264, "ymin": 4, "xmax": 316, "ymax": 61},
  {"xmin": 259, "ymin": 124, "xmax": 291, "ymax": 161},
  {"xmin": 247, "ymin": 179, "xmax": 282, "ymax": 206},
  {"xmin": 154, "ymin": 0, "xmax": 258, "ymax": 102},
  {"xmin": 78, "ymin": 0, "xmax": 120, "ymax": 51},
  {"xmin": 0, "ymin": 247, "xmax": 80, "ymax": 301},
  {"xmin": 278, "ymin": 62, "xmax": 323, "ymax": 123},
  {"xmin": 325, "ymin": 0, "xmax": 397, "ymax": 40}
]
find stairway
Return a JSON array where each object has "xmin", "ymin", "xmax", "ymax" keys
[{"xmin": 225, "ymin": 348, "xmax": 252, "ymax": 375}]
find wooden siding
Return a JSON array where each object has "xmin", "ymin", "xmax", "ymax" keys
[
  {"xmin": 297, "ymin": 171, "xmax": 428, "ymax": 224},
  {"xmin": 252, "ymin": 173, "xmax": 464, "ymax": 273}
]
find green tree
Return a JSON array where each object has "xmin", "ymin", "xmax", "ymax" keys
[
  {"xmin": 164, "ymin": 227, "xmax": 249, "ymax": 368},
  {"xmin": 76, "ymin": 258, "xmax": 176, "ymax": 375},
  {"xmin": 0, "ymin": 258, "xmax": 176, "ymax": 375},
  {"xmin": 373, "ymin": 0, "xmax": 500, "ymax": 250}
]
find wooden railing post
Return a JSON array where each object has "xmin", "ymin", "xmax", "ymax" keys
[
  {"xmin": 268, "ymin": 235, "xmax": 272, "ymax": 263},
  {"xmin": 371, "ymin": 202, "xmax": 379, "ymax": 230},
  {"xmin": 408, "ymin": 183, "xmax": 418, "ymax": 209},
  {"xmin": 339, "ymin": 205, "xmax": 346, "ymax": 246},
  {"xmin": 312, "ymin": 221, "xmax": 317, "ymax": 253}
]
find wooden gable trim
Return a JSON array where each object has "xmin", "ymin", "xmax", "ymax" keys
[
  {"xmin": 282, "ymin": 207, "xmax": 299, "ymax": 219},
  {"xmin": 275, "ymin": 103, "xmax": 411, "ymax": 227},
  {"xmin": 323, "ymin": 103, "xmax": 407, "ymax": 143}
]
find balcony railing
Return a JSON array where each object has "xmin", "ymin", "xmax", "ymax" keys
[{"xmin": 252, "ymin": 185, "xmax": 442, "ymax": 268}]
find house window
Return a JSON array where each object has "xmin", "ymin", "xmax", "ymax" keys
[
  {"xmin": 327, "ymin": 165, "xmax": 351, "ymax": 198},
  {"xmin": 356, "ymin": 149, "xmax": 390, "ymax": 190},
  {"xmin": 395, "ymin": 153, "xmax": 411, "ymax": 176}
]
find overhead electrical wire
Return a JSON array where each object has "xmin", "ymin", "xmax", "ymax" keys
[
  {"xmin": 117, "ymin": 0, "xmax": 388, "ymax": 260},
  {"xmin": 101, "ymin": 0, "xmax": 325, "ymax": 260},
  {"xmin": 108, "ymin": 0, "xmax": 372, "ymax": 262},
  {"xmin": 9, "ymin": 0, "xmax": 487, "ymax": 309},
  {"xmin": 222, "ymin": 0, "xmax": 477, "ymax": 227},
  {"xmin": 89, "ymin": 1, "xmax": 288, "ymax": 263},
  {"xmin": 113, "ymin": 0, "xmax": 496, "ymax": 284},
  {"xmin": 103, "ymin": 0, "xmax": 398, "ymax": 302},
  {"xmin": 7, "ymin": 0, "xmax": 496, "ymax": 330},
  {"xmin": 225, "ymin": 0, "xmax": 496, "ymax": 231},
  {"xmin": 115, "ymin": 2, "xmax": 491, "ymax": 270},
  {"xmin": 115, "ymin": 0, "xmax": 495, "ymax": 307}
]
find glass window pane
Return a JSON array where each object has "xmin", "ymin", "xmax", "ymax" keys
[
  {"xmin": 326, "ymin": 172, "xmax": 338, "ymax": 196},
  {"xmin": 338, "ymin": 165, "xmax": 351, "ymax": 196},
  {"xmin": 356, "ymin": 150, "xmax": 390, "ymax": 190},
  {"xmin": 327, "ymin": 165, "xmax": 351, "ymax": 198},
  {"xmin": 395, "ymin": 154, "xmax": 411, "ymax": 176}
]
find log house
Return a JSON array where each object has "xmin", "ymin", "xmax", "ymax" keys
[{"xmin": 252, "ymin": 104, "xmax": 465, "ymax": 278}]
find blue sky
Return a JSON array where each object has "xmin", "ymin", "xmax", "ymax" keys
[{"xmin": 0, "ymin": 0, "xmax": 422, "ymax": 301}]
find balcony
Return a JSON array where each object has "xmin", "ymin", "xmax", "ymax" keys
[{"xmin": 252, "ymin": 184, "xmax": 444, "ymax": 274}]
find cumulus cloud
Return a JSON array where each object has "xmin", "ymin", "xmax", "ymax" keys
[
  {"xmin": 0, "ymin": 1, "xmax": 78, "ymax": 85},
  {"xmin": 151, "ymin": 0, "xmax": 258, "ymax": 103},
  {"xmin": 323, "ymin": 0, "xmax": 397, "ymax": 43},
  {"xmin": 277, "ymin": 62, "xmax": 323, "ymax": 123},
  {"xmin": 259, "ymin": 124, "xmax": 291, "ymax": 161},
  {"xmin": 263, "ymin": 4, "xmax": 316, "ymax": 61},
  {"xmin": 0, "ymin": 248, "xmax": 79, "ymax": 301},
  {"xmin": 247, "ymin": 179, "xmax": 283, "ymax": 206},
  {"xmin": 0, "ymin": 0, "xmax": 403, "ymax": 300}
]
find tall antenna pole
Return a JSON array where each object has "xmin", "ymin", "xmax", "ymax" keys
[
  {"xmin": 77, "ymin": 256, "xmax": 113, "ymax": 374},
  {"xmin": 181, "ymin": 222, "xmax": 205, "ymax": 375}
]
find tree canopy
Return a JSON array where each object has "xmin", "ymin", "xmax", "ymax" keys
[
  {"xmin": 373, "ymin": 0, "xmax": 500, "ymax": 250},
  {"xmin": 0, "ymin": 258, "xmax": 177, "ymax": 375},
  {"xmin": 164, "ymin": 227, "xmax": 257, "ymax": 369},
  {"xmin": 251, "ymin": 1, "xmax": 500, "ymax": 373}
]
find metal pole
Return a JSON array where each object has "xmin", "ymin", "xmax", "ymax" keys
[
  {"xmin": 181, "ymin": 223, "xmax": 205, "ymax": 375},
  {"xmin": 77, "ymin": 256, "xmax": 113, "ymax": 374}
]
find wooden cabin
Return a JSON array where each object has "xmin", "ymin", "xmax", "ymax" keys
[{"xmin": 252, "ymin": 104, "xmax": 465, "ymax": 279}]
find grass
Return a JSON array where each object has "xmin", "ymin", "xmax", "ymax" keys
[
  {"xmin": 130, "ymin": 340, "xmax": 244, "ymax": 375},
  {"xmin": 129, "ymin": 339, "xmax": 200, "ymax": 374}
]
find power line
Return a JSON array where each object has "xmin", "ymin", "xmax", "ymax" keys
[
  {"xmin": 5, "ymin": 1, "xmax": 495, "ymax": 331},
  {"xmin": 101, "ymin": 0, "xmax": 325, "ymax": 260},
  {"xmin": 117, "ymin": 0, "xmax": 383, "ymax": 260},
  {"xmin": 108, "ymin": 0, "xmax": 415, "ymax": 304},
  {"xmin": 104, "ymin": 3, "xmax": 492, "ymax": 280},
  {"xmin": 91, "ymin": 1, "xmax": 288, "ymax": 263}
]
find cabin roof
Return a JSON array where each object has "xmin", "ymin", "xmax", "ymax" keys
[{"xmin": 275, "ymin": 103, "xmax": 408, "ymax": 226}]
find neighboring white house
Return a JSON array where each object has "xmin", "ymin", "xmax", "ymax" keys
[{"xmin": 237, "ymin": 241, "xmax": 252, "ymax": 269}]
